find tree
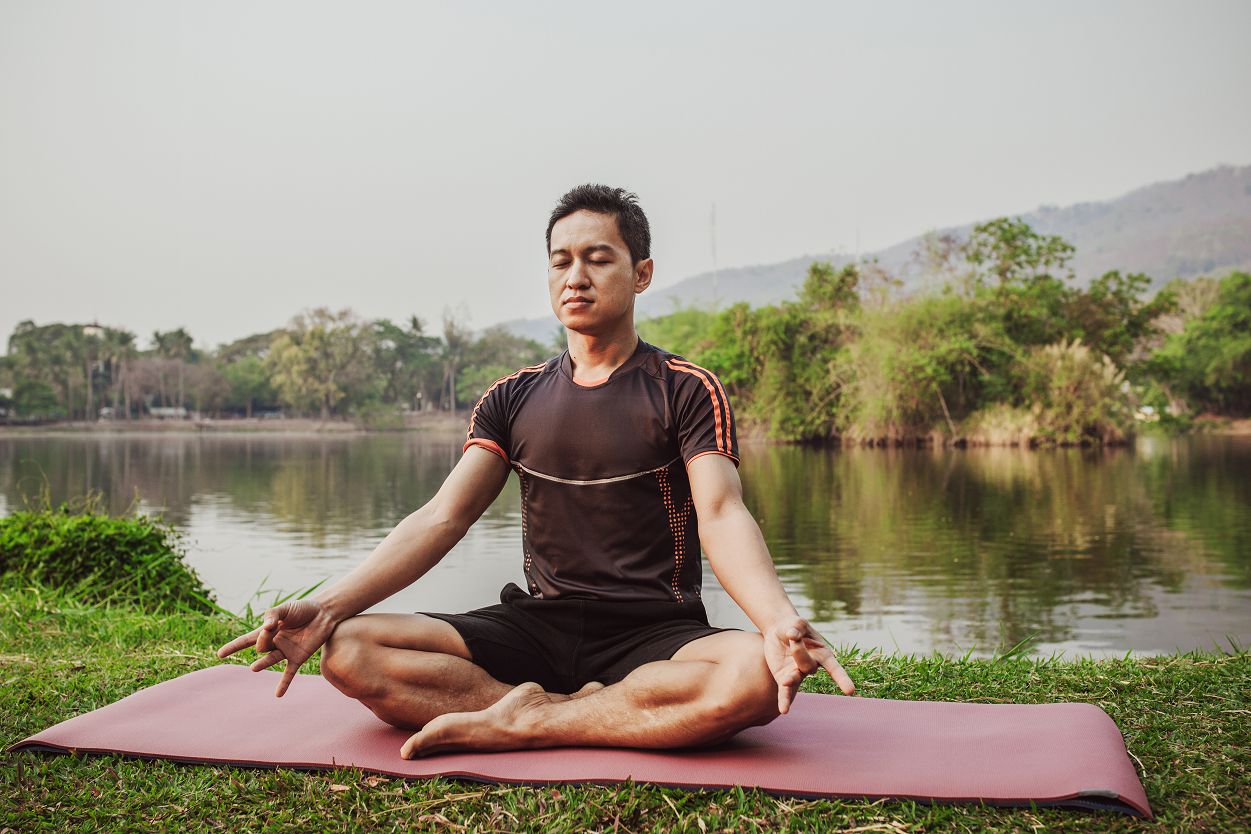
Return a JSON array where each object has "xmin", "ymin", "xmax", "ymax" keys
[
  {"xmin": 1064, "ymin": 270, "xmax": 1176, "ymax": 367},
  {"xmin": 963, "ymin": 218, "xmax": 1077, "ymax": 350},
  {"xmin": 221, "ymin": 356, "xmax": 276, "ymax": 418},
  {"xmin": 266, "ymin": 308, "xmax": 374, "ymax": 419},
  {"xmin": 151, "ymin": 328, "xmax": 197, "ymax": 409},
  {"xmin": 12, "ymin": 380, "xmax": 61, "ymax": 419},
  {"xmin": 371, "ymin": 317, "xmax": 440, "ymax": 411},
  {"xmin": 1148, "ymin": 271, "xmax": 1251, "ymax": 415},
  {"xmin": 964, "ymin": 217, "xmax": 1075, "ymax": 289},
  {"xmin": 439, "ymin": 312, "xmax": 473, "ymax": 412},
  {"xmin": 455, "ymin": 326, "xmax": 548, "ymax": 405}
]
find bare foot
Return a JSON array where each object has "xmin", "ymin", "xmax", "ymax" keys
[{"xmin": 400, "ymin": 682, "xmax": 551, "ymax": 759}]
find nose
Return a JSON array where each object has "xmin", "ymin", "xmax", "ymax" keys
[{"xmin": 565, "ymin": 260, "xmax": 591, "ymax": 289}]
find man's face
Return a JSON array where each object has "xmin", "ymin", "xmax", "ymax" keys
[{"xmin": 548, "ymin": 210, "xmax": 653, "ymax": 335}]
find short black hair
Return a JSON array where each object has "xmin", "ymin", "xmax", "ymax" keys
[{"xmin": 546, "ymin": 184, "xmax": 651, "ymax": 264}]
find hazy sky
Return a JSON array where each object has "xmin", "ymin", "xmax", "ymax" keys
[{"xmin": 2, "ymin": 0, "xmax": 1249, "ymax": 349}]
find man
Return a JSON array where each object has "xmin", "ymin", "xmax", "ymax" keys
[{"xmin": 216, "ymin": 184, "xmax": 855, "ymax": 759}]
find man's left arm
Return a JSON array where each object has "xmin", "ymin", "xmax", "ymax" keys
[{"xmin": 687, "ymin": 453, "xmax": 856, "ymax": 712}]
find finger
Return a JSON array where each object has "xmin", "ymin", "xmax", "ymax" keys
[
  {"xmin": 256, "ymin": 618, "xmax": 282, "ymax": 654},
  {"xmin": 820, "ymin": 655, "xmax": 857, "ymax": 696},
  {"xmin": 216, "ymin": 628, "xmax": 261, "ymax": 659},
  {"xmin": 400, "ymin": 732, "xmax": 420, "ymax": 759},
  {"xmin": 275, "ymin": 658, "xmax": 300, "ymax": 698},
  {"xmin": 789, "ymin": 639, "xmax": 820, "ymax": 675},
  {"xmin": 250, "ymin": 650, "xmax": 284, "ymax": 673},
  {"xmin": 777, "ymin": 679, "xmax": 799, "ymax": 715}
]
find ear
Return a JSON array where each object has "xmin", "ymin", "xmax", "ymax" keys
[{"xmin": 634, "ymin": 258, "xmax": 654, "ymax": 294}]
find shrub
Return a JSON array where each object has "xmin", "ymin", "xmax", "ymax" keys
[
  {"xmin": 0, "ymin": 503, "xmax": 217, "ymax": 614},
  {"xmin": 1026, "ymin": 339, "xmax": 1134, "ymax": 445},
  {"xmin": 959, "ymin": 404, "xmax": 1041, "ymax": 447}
]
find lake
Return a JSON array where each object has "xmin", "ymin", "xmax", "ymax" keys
[{"xmin": 1, "ymin": 431, "xmax": 1248, "ymax": 658}]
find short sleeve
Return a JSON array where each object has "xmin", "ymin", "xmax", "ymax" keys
[
  {"xmin": 464, "ymin": 379, "xmax": 511, "ymax": 464},
  {"xmin": 669, "ymin": 360, "xmax": 739, "ymax": 467}
]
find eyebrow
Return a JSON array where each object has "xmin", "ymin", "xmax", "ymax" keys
[{"xmin": 549, "ymin": 244, "xmax": 617, "ymax": 259}]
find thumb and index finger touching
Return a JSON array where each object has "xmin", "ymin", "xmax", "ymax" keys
[
  {"xmin": 215, "ymin": 603, "xmax": 287, "ymax": 659},
  {"xmin": 782, "ymin": 622, "xmax": 858, "ymax": 698}
]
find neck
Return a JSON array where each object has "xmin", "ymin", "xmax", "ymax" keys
[{"xmin": 565, "ymin": 321, "xmax": 639, "ymax": 382}]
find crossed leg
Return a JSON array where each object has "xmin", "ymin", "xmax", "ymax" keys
[{"xmin": 318, "ymin": 613, "xmax": 780, "ymax": 758}]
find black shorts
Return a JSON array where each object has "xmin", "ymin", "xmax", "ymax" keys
[{"xmin": 420, "ymin": 582, "xmax": 734, "ymax": 694}]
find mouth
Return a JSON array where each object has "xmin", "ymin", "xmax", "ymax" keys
[{"xmin": 563, "ymin": 297, "xmax": 593, "ymax": 308}]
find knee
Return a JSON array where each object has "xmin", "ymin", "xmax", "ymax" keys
[
  {"xmin": 320, "ymin": 617, "xmax": 372, "ymax": 694},
  {"xmin": 707, "ymin": 654, "xmax": 781, "ymax": 731}
]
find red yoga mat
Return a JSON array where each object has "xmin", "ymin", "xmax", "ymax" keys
[{"xmin": 9, "ymin": 664, "xmax": 1151, "ymax": 817}]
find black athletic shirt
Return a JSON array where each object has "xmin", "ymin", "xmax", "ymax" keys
[{"xmin": 463, "ymin": 338, "xmax": 739, "ymax": 603}]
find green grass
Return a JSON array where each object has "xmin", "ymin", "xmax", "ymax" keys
[{"xmin": 1, "ymin": 578, "xmax": 1248, "ymax": 833}]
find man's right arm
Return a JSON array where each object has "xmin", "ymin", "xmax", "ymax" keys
[
  {"xmin": 313, "ymin": 444, "xmax": 511, "ymax": 623},
  {"xmin": 216, "ymin": 445, "xmax": 510, "ymax": 697}
]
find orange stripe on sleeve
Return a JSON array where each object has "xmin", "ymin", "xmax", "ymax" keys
[
  {"xmin": 665, "ymin": 359, "xmax": 726, "ymax": 454},
  {"xmin": 687, "ymin": 449, "xmax": 740, "ymax": 467},
  {"xmin": 673, "ymin": 359, "xmax": 734, "ymax": 453},
  {"xmin": 463, "ymin": 437, "xmax": 509, "ymax": 464},
  {"xmin": 465, "ymin": 363, "xmax": 545, "ymax": 442}
]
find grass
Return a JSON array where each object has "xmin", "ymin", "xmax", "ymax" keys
[{"xmin": 1, "ymin": 578, "xmax": 1248, "ymax": 833}]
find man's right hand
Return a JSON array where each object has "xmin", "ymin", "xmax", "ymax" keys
[{"xmin": 216, "ymin": 599, "xmax": 340, "ymax": 698}]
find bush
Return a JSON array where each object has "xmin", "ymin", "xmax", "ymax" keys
[
  {"xmin": 1026, "ymin": 339, "xmax": 1134, "ymax": 445},
  {"xmin": 0, "ymin": 503, "xmax": 217, "ymax": 614},
  {"xmin": 959, "ymin": 404, "xmax": 1041, "ymax": 446},
  {"xmin": 353, "ymin": 399, "xmax": 405, "ymax": 431},
  {"xmin": 1148, "ymin": 271, "xmax": 1251, "ymax": 415}
]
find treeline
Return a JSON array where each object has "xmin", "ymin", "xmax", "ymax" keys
[
  {"xmin": 0, "ymin": 310, "xmax": 552, "ymax": 425},
  {"xmin": 4, "ymin": 216, "xmax": 1247, "ymax": 442},
  {"xmin": 638, "ymin": 218, "xmax": 1251, "ymax": 445}
]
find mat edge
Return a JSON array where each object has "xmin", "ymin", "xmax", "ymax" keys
[{"xmin": 6, "ymin": 742, "xmax": 1152, "ymax": 818}]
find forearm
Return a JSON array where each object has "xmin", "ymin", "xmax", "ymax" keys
[
  {"xmin": 312, "ymin": 502, "xmax": 467, "ymax": 623},
  {"xmin": 699, "ymin": 501, "xmax": 799, "ymax": 632}
]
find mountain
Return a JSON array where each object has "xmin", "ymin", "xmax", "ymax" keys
[{"xmin": 497, "ymin": 163, "xmax": 1251, "ymax": 339}]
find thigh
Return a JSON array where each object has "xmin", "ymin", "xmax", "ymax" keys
[
  {"xmin": 671, "ymin": 629, "xmax": 765, "ymax": 665},
  {"xmin": 586, "ymin": 619, "xmax": 739, "ymax": 687},
  {"xmin": 329, "ymin": 612, "xmax": 473, "ymax": 659}
]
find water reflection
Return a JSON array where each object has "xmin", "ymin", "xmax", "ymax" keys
[{"xmin": 1, "ymin": 432, "xmax": 1247, "ymax": 657}]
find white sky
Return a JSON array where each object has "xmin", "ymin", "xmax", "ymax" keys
[{"xmin": 2, "ymin": 0, "xmax": 1249, "ymax": 350}]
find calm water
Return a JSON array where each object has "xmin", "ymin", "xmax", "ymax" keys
[{"xmin": 1, "ymin": 432, "xmax": 1248, "ymax": 657}]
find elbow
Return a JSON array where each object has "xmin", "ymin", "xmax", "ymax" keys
[
  {"xmin": 699, "ymin": 495, "xmax": 748, "ymax": 525},
  {"xmin": 420, "ymin": 502, "xmax": 472, "ymax": 543}
]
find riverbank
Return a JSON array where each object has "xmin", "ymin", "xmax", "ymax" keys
[
  {"xmin": 5, "ymin": 414, "xmax": 1248, "ymax": 444},
  {"xmin": 0, "ymin": 412, "xmax": 468, "ymax": 437},
  {"xmin": 2, "ymin": 580, "xmax": 1246, "ymax": 833}
]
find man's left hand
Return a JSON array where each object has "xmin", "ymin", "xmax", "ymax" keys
[{"xmin": 763, "ymin": 617, "xmax": 855, "ymax": 714}]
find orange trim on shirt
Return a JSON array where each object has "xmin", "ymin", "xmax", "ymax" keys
[
  {"xmin": 675, "ymin": 355, "xmax": 730, "ymax": 452},
  {"xmin": 463, "ymin": 437, "xmax": 509, "ymax": 464},
  {"xmin": 665, "ymin": 359, "xmax": 728, "ymax": 454},
  {"xmin": 669, "ymin": 358, "xmax": 733, "ymax": 453},
  {"xmin": 686, "ymin": 449, "xmax": 740, "ymax": 468},
  {"xmin": 466, "ymin": 363, "xmax": 546, "ymax": 442}
]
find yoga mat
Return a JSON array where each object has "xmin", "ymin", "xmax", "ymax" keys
[{"xmin": 8, "ymin": 664, "xmax": 1151, "ymax": 817}]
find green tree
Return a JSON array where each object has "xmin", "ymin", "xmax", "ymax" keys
[
  {"xmin": 455, "ymin": 326, "xmax": 549, "ymax": 406},
  {"xmin": 12, "ymin": 379, "xmax": 62, "ymax": 419},
  {"xmin": 372, "ymin": 317, "xmax": 440, "ymax": 411},
  {"xmin": 1064, "ymin": 270, "xmax": 1176, "ymax": 367},
  {"xmin": 637, "ymin": 306, "xmax": 717, "ymax": 358},
  {"xmin": 221, "ymin": 356, "xmax": 277, "ymax": 418},
  {"xmin": 439, "ymin": 313, "xmax": 473, "ymax": 412},
  {"xmin": 266, "ymin": 308, "xmax": 374, "ymax": 419},
  {"xmin": 694, "ymin": 262, "xmax": 861, "ymax": 441},
  {"xmin": 1148, "ymin": 271, "xmax": 1251, "ymax": 415}
]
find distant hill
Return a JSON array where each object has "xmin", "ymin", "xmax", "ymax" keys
[{"xmin": 497, "ymin": 163, "xmax": 1251, "ymax": 340}]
